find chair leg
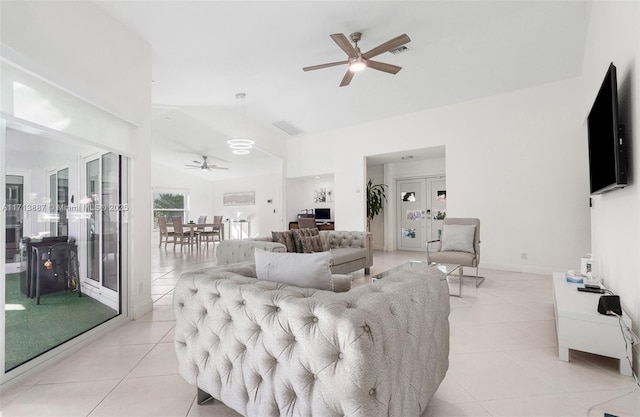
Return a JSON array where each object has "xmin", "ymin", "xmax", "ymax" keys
[
  {"xmin": 460, "ymin": 266, "xmax": 485, "ymax": 287},
  {"xmin": 197, "ymin": 388, "xmax": 214, "ymax": 405}
]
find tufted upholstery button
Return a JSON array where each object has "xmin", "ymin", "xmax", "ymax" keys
[
  {"xmin": 242, "ymin": 300, "xmax": 246, "ymax": 305},
  {"xmin": 275, "ymin": 307, "xmax": 281, "ymax": 312},
  {"xmin": 312, "ymin": 317, "xmax": 318, "ymax": 323},
  {"xmin": 363, "ymin": 325, "xmax": 370, "ymax": 332},
  {"xmin": 313, "ymin": 374, "xmax": 317, "ymax": 379},
  {"xmin": 338, "ymin": 352, "xmax": 344, "ymax": 359},
  {"xmin": 369, "ymin": 388, "xmax": 376, "ymax": 395}
]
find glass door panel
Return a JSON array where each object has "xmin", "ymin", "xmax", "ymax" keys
[
  {"xmin": 5, "ymin": 175, "xmax": 24, "ymax": 263},
  {"xmin": 81, "ymin": 153, "xmax": 119, "ymax": 310},
  {"xmin": 101, "ymin": 153, "xmax": 119, "ymax": 292},
  {"xmin": 86, "ymin": 159, "xmax": 100, "ymax": 282},
  {"xmin": 57, "ymin": 168, "xmax": 68, "ymax": 237}
]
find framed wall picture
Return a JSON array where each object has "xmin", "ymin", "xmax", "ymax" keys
[{"xmin": 223, "ymin": 191, "xmax": 255, "ymax": 206}]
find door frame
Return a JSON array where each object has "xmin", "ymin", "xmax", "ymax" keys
[
  {"xmin": 393, "ymin": 174, "xmax": 446, "ymax": 252},
  {"xmin": 79, "ymin": 151, "xmax": 120, "ymax": 311}
]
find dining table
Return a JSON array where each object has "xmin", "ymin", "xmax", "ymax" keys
[{"xmin": 181, "ymin": 222, "xmax": 225, "ymax": 248}]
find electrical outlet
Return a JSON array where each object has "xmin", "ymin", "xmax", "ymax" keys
[{"xmin": 521, "ymin": 253, "xmax": 527, "ymax": 260}]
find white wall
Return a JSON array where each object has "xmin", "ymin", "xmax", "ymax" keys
[
  {"xmin": 1, "ymin": 1, "xmax": 153, "ymax": 322},
  {"xmin": 579, "ymin": 1, "xmax": 640, "ymax": 369},
  {"xmin": 209, "ymin": 172, "xmax": 284, "ymax": 238},
  {"xmin": 289, "ymin": 76, "xmax": 590, "ymax": 274},
  {"xmin": 286, "ymin": 177, "xmax": 336, "ymax": 222}
]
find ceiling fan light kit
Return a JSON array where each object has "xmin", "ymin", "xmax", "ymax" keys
[{"xmin": 303, "ymin": 31, "xmax": 411, "ymax": 86}]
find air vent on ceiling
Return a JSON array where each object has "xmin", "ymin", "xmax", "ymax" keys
[
  {"xmin": 273, "ymin": 120, "xmax": 303, "ymax": 136},
  {"xmin": 388, "ymin": 45, "xmax": 410, "ymax": 55}
]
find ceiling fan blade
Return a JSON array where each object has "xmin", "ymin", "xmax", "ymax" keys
[
  {"xmin": 206, "ymin": 155, "xmax": 228, "ymax": 163},
  {"xmin": 193, "ymin": 160, "xmax": 203, "ymax": 164},
  {"xmin": 362, "ymin": 34, "xmax": 411, "ymax": 59},
  {"xmin": 209, "ymin": 166, "xmax": 229, "ymax": 170},
  {"xmin": 330, "ymin": 33, "xmax": 358, "ymax": 59},
  {"xmin": 185, "ymin": 164, "xmax": 202, "ymax": 168},
  {"xmin": 366, "ymin": 60, "xmax": 402, "ymax": 74},
  {"xmin": 339, "ymin": 69, "xmax": 355, "ymax": 87},
  {"xmin": 303, "ymin": 60, "xmax": 349, "ymax": 72}
]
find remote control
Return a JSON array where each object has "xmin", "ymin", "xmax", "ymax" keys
[{"xmin": 577, "ymin": 287, "xmax": 605, "ymax": 294}]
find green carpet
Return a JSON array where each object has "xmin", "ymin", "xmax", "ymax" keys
[{"xmin": 4, "ymin": 273, "xmax": 118, "ymax": 371}]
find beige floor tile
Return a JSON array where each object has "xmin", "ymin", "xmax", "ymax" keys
[
  {"xmin": 90, "ymin": 320, "xmax": 175, "ymax": 347},
  {"xmin": 502, "ymin": 347, "xmax": 635, "ymax": 393},
  {"xmin": 429, "ymin": 374, "xmax": 477, "ymax": 405},
  {"xmin": 154, "ymin": 293, "xmax": 175, "ymax": 306},
  {"xmin": 89, "ymin": 375, "xmax": 195, "ymax": 417},
  {"xmin": 1, "ymin": 379, "xmax": 120, "ymax": 417},
  {"xmin": 152, "ymin": 284, "xmax": 177, "ymax": 295},
  {"xmin": 127, "ymin": 343, "xmax": 179, "ymax": 378},
  {"xmin": 36, "ymin": 344, "xmax": 155, "ymax": 384},
  {"xmin": 448, "ymin": 351, "xmax": 557, "ymax": 401},
  {"xmin": 136, "ymin": 305, "xmax": 176, "ymax": 322},
  {"xmin": 479, "ymin": 394, "xmax": 586, "ymax": 416},
  {"xmin": 420, "ymin": 402, "xmax": 491, "ymax": 417}
]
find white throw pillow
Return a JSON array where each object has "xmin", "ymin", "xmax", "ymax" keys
[
  {"xmin": 440, "ymin": 224, "xmax": 476, "ymax": 254},
  {"xmin": 254, "ymin": 249, "xmax": 332, "ymax": 291}
]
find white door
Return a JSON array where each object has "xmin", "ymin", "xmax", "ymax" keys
[
  {"xmin": 80, "ymin": 153, "xmax": 121, "ymax": 311},
  {"xmin": 427, "ymin": 177, "xmax": 447, "ymax": 242},
  {"xmin": 397, "ymin": 178, "xmax": 427, "ymax": 251}
]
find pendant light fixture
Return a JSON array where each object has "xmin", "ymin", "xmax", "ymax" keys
[{"xmin": 227, "ymin": 93, "xmax": 255, "ymax": 155}]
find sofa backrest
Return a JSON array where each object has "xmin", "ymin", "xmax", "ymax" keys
[{"xmin": 174, "ymin": 263, "xmax": 449, "ymax": 416}]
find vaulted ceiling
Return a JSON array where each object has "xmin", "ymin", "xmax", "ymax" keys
[{"xmin": 97, "ymin": 1, "xmax": 590, "ymax": 176}]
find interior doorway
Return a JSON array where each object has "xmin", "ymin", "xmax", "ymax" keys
[{"xmin": 396, "ymin": 176, "xmax": 446, "ymax": 251}]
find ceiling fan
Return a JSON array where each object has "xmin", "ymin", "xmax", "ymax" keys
[
  {"xmin": 303, "ymin": 32, "xmax": 411, "ymax": 87},
  {"xmin": 184, "ymin": 156, "xmax": 228, "ymax": 171}
]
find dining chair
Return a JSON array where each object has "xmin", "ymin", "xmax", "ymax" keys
[
  {"xmin": 298, "ymin": 217, "xmax": 317, "ymax": 229},
  {"xmin": 195, "ymin": 215, "xmax": 207, "ymax": 245},
  {"xmin": 199, "ymin": 215, "xmax": 223, "ymax": 246},
  {"xmin": 172, "ymin": 216, "xmax": 196, "ymax": 249},
  {"xmin": 157, "ymin": 216, "xmax": 175, "ymax": 247}
]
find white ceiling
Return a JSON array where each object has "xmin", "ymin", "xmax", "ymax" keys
[{"xmin": 96, "ymin": 0, "xmax": 589, "ymax": 173}]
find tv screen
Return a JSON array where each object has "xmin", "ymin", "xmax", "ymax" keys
[
  {"xmin": 314, "ymin": 208, "xmax": 330, "ymax": 220},
  {"xmin": 587, "ymin": 63, "xmax": 627, "ymax": 195}
]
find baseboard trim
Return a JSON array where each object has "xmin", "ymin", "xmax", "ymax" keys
[
  {"xmin": 132, "ymin": 297, "xmax": 154, "ymax": 320},
  {"xmin": 480, "ymin": 263, "xmax": 566, "ymax": 276}
]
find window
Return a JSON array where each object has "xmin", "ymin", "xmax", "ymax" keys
[{"xmin": 152, "ymin": 190, "xmax": 188, "ymax": 228}]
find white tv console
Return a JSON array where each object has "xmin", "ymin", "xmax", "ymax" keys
[{"xmin": 552, "ymin": 273, "xmax": 633, "ymax": 376}]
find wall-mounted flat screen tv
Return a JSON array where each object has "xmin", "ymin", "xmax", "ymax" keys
[{"xmin": 587, "ymin": 62, "xmax": 627, "ymax": 195}]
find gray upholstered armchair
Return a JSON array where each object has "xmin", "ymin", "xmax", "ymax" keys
[{"xmin": 427, "ymin": 217, "xmax": 484, "ymax": 287}]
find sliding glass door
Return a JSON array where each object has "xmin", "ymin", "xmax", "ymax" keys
[{"xmin": 82, "ymin": 153, "xmax": 121, "ymax": 310}]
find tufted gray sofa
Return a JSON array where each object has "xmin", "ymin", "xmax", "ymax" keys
[
  {"xmin": 174, "ymin": 261, "xmax": 450, "ymax": 417},
  {"xmin": 217, "ymin": 230, "xmax": 373, "ymax": 275}
]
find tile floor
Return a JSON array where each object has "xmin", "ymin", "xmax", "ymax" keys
[{"xmin": 1, "ymin": 245, "xmax": 639, "ymax": 417}]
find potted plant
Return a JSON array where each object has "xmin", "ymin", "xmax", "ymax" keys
[{"xmin": 366, "ymin": 179, "xmax": 387, "ymax": 232}]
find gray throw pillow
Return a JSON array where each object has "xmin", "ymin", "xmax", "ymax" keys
[
  {"xmin": 254, "ymin": 249, "xmax": 332, "ymax": 291},
  {"xmin": 301, "ymin": 235, "xmax": 324, "ymax": 253},
  {"xmin": 440, "ymin": 224, "xmax": 476, "ymax": 254},
  {"xmin": 271, "ymin": 231, "xmax": 296, "ymax": 252},
  {"xmin": 291, "ymin": 228, "xmax": 319, "ymax": 253}
]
